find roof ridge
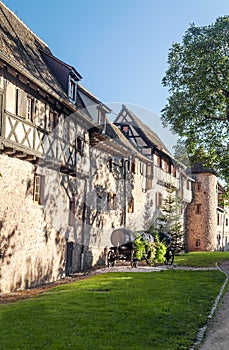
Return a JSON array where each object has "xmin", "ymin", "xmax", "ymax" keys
[
  {"xmin": 123, "ymin": 106, "xmax": 171, "ymax": 155},
  {"xmin": 78, "ymin": 84, "xmax": 112, "ymax": 112},
  {"xmin": 0, "ymin": 1, "xmax": 48, "ymax": 47},
  {"xmin": 78, "ymin": 83, "xmax": 101, "ymax": 103}
]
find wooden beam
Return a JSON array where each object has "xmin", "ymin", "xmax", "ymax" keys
[
  {"xmin": 4, "ymin": 147, "xmax": 16, "ymax": 155},
  {"xmin": 26, "ymin": 155, "xmax": 36, "ymax": 161},
  {"xmin": 15, "ymin": 151, "xmax": 27, "ymax": 158}
]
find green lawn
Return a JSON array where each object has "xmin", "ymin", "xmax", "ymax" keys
[
  {"xmin": 0, "ymin": 269, "xmax": 226, "ymax": 350},
  {"xmin": 174, "ymin": 251, "xmax": 229, "ymax": 267}
]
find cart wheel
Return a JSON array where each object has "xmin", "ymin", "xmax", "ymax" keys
[
  {"xmin": 131, "ymin": 260, "xmax": 138, "ymax": 268},
  {"xmin": 107, "ymin": 250, "xmax": 115, "ymax": 267},
  {"xmin": 131, "ymin": 250, "xmax": 138, "ymax": 268},
  {"xmin": 146, "ymin": 251, "xmax": 152, "ymax": 265},
  {"xmin": 164, "ymin": 248, "xmax": 174, "ymax": 265}
]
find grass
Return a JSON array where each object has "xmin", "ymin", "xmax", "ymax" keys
[
  {"xmin": 0, "ymin": 269, "xmax": 226, "ymax": 350},
  {"xmin": 174, "ymin": 251, "xmax": 229, "ymax": 267}
]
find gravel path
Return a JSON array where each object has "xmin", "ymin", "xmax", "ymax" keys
[{"xmin": 197, "ymin": 261, "xmax": 229, "ymax": 350}]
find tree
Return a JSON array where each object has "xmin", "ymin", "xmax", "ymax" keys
[
  {"xmin": 152, "ymin": 186, "xmax": 184, "ymax": 252},
  {"xmin": 161, "ymin": 16, "xmax": 229, "ymax": 186}
]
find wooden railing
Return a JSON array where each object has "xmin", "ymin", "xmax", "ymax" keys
[
  {"xmin": 154, "ymin": 165, "xmax": 180, "ymax": 188},
  {"xmin": 0, "ymin": 111, "xmax": 89, "ymax": 176}
]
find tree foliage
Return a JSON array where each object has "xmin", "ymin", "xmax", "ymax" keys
[
  {"xmin": 152, "ymin": 186, "xmax": 184, "ymax": 252},
  {"xmin": 162, "ymin": 16, "xmax": 229, "ymax": 186}
]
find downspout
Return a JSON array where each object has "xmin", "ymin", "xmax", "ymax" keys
[
  {"xmin": 80, "ymin": 174, "xmax": 88, "ymax": 271},
  {"xmin": 123, "ymin": 158, "xmax": 127, "ymax": 227},
  {"xmin": 222, "ymin": 210, "xmax": 226, "ymax": 252}
]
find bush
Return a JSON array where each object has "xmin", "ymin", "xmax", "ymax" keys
[
  {"xmin": 134, "ymin": 233, "xmax": 166, "ymax": 264},
  {"xmin": 155, "ymin": 242, "xmax": 166, "ymax": 263},
  {"xmin": 134, "ymin": 234, "xmax": 146, "ymax": 260}
]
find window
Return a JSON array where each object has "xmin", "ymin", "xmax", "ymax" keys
[
  {"xmin": 68, "ymin": 77, "xmax": 77, "ymax": 101},
  {"xmin": 171, "ymin": 164, "xmax": 176, "ymax": 177},
  {"xmin": 108, "ymin": 159, "xmax": 112, "ymax": 172},
  {"xmin": 195, "ymin": 204, "xmax": 202, "ymax": 214},
  {"xmin": 156, "ymin": 155, "xmax": 161, "ymax": 168},
  {"xmin": 69, "ymin": 199, "xmax": 75, "ymax": 226},
  {"xmin": 162, "ymin": 159, "xmax": 169, "ymax": 173},
  {"xmin": 64, "ymin": 119, "xmax": 70, "ymax": 141},
  {"xmin": 139, "ymin": 162, "xmax": 146, "ymax": 176},
  {"xmin": 196, "ymin": 182, "xmax": 202, "ymax": 191},
  {"xmin": 97, "ymin": 107, "xmax": 106, "ymax": 126},
  {"xmin": 128, "ymin": 197, "xmax": 134, "ymax": 213},
  {"xmin": 186, "ymin": 180, "xmax": 191, "ymax": 190},
  {"xmin": 48, "ymin": 110, "xmax": 58, "ymax": 131},
  {"xmin": 146, "ymin": 163, "xmax": 153, "ymax": 189},
  {"xmin": 217, "ymin": 213, "xmax": 223, "ymax": 226},
  {"xmin": 26, "ymin": 96, "xmax": 33, "ymax": 121},
  {"xmin": 156, "ymin": 192, "xmax": 163, "ymax": 208},
  {"xmin": 131, "ymin": 162, "xmax": 135, "ymax": 174},
  {"xmin": 107, "ymin": 193, "xmax": 117, "ymax": 210},
  {"xmin": 196, "ymin": 239, "xmax": 201, "ymax": 248},
  {"xmin": 0, "ymin": 92, "xmax": 3, "ymax": 131},
  {"xmin": 122, "ymin": 125, "xmax": 129, "ymax": 135},
  {"xmin": 226, "ymin": 218, "xmax": 228, "ymax": 226},
  {"xmin": 127, "ymin": 160, "xmax": 135, "ymax": 173},
  {"xmin": 33, "ymin": 175, "xmax": 45, "ymax": 205},
  {"xmin": 77, "ymin": 137, "xmax": 83, "ymax": 154},
  {"xmin": 16, "ymin": 88, "xmax": 26, "ymax": 118}
]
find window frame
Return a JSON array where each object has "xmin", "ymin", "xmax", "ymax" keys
[
  {"xmin": 195, "ymin": 203, "xmax": 202, "ymax": 214},
  {"xmin": 196, "ymin": 182, "xmax": 202, "ymax": 191},
  {"xmin": 26, "ymin": 96, "xmax": 33, "ymax": 121},
  {"xmin": 76, "ymin": 136, "xmax": 83, "ymax": 154},
  {"xmin": 49, "ymin": 110, "xmax": 58, "ymax": 132},
  {"xmin": 156, "ymin": 192, "xmax": 163, "ymax": 208},
  {"xmin": 128, "ymin": 196, "xmax": 134, "ymax": 213},
  {"xmin": 68, "ymin": 76, "xmax": 77, "ymax": 102},
  {"xmin": 69, "ymin": 198, "xmax": 75, "ymax": 226},
  {"xmin": 33, "ymin": 174, "xmax": 45, "ymax": 205},
  {"xmin": 107, "ymin": 193, "xmax": 117, "ymax": 210}
]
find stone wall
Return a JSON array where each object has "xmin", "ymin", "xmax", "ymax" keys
[
  {"xmin": 186, "ymin": 173, "xmax": 218, "ymax": 251},
  {"xmin": 0, "ymin": 154, "xmax": 88, "ymax": 293}
]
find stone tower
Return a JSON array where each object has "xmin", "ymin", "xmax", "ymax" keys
[{"xmin": 186, "ymin": 164, "xmax": 218, "ymax": 251}]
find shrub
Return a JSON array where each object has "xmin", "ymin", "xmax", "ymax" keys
[{"xmin": 134, "ymin": 233, "xmax": 166, "ymax": 264}]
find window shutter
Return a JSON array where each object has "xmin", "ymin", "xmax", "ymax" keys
[
  {"xmin": 69, "ymin": 199, "xmax": 75, "ymax": 226},
  {"xmin": 16, "ymin": 88, "xmax": 27, "ymax": 118},
  {"xmin": 0, "ymin": 92, "xmax": 3, "ymax": 133},
  {"xmin": 39, "ymin": 176, "xmax": 45, "ymax": 205}
]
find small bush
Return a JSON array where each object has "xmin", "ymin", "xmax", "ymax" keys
[{"xmin": 134, "ymin": 233, "xmax": 166, "ymax": 264}]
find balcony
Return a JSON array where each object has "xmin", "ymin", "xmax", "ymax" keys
[
  {"xmin": 154, "ymin": 165, "xmax": 179, "ymax": 189},
  {"xmin": 0, "ymin": 111, "xmax": 89, "ymax": 176}
]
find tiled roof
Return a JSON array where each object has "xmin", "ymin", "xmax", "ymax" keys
[
  {"xmin": 0, "ymin": 1, "xmax": 68, "ymax": 100},
  {"xmin": 191, "ymin": 163, "xmax": 217, "ymax": 175}
]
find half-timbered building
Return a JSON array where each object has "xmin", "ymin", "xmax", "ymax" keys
[
  {"xmin": 0, "ymin": 2, "xmax": 113, "ymax": 292},
  {"xmin": 114, "ymin": 105, "xmax": 193, "ymax": 239},
  {"xmin": 1, "ymin": 2, "xmax": 228, "ymax": 294}
]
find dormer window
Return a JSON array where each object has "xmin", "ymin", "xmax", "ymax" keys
[{"xmin": 68, "ymin": 75, "xmax": 77, "ymax": 102}]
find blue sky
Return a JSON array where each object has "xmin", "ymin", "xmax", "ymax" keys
[{"xmin": 2, "ymin": 0, "xmax": 229, "ymax": 151}]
